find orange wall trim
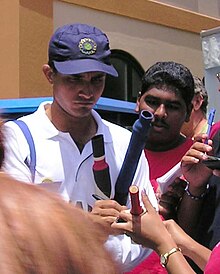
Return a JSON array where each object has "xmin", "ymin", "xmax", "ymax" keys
[{"xmin": 60, "ymin": 0, "xmax": 220, "ymax": 34}]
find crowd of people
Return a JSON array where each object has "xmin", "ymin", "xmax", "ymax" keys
[{"xmin": 0, "ymin": 21, "xmax": 220, "ymax": 273}]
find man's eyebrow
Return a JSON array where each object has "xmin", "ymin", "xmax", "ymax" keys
[
  {"xmin": 93, "ymin": 73, "xmax": 106, "ymax": 77},
  {"xmin": 66, "ymin": 74, "xmax": 82, "ymax": 78},
  {"xmin": 69, "ymin": 73, "xmax": 106, "ymax": 78},
  {"xmin": 145, "ymin": 95, "xmax": 182, "ymax": 104},
  {"xmin": 144, "ymin": 94, "xmax": 157, "ymax": 99},
  {"xmin": 144, "ymin": 95, "xmax": 161, "ymax": 100}
]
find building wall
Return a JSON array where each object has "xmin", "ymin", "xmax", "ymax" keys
[
  {"xmin": 1, "ymin": 0, "xmax": 220, "ymax": 99},
  {"xmin": 54, "ymin": 2, "xmax": 204, "ymax": 78},
  {"xmin": 0, "ymin": 1, "xmax": 19, "ymax": 98},
  {"xmin": 19, "ymin": 0, "xmax": 53, "ymax": 98},
  {"xmin": 0, "ymin": 0, "xmax": 53, "ymax": 99},
  {"xmin": 158, "ymin": 0, "xmax": 220, "ymax": 18}
]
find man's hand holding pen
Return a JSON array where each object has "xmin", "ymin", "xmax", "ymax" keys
[
  {"xmin": 91, "ymin": 186, "xmax": 147, "ymax": 236},
  {"xmin": 91, "ymin": 198, "xmax": 127, "ymax": 236},
  {"xmin": 111, "ymin": 191, "xmax": 166, "ymax": 251}
]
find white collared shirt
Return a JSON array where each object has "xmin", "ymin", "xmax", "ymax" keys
[{"xmin": 3, "ymin": 101, "xmax": 158, "ymax": 271}]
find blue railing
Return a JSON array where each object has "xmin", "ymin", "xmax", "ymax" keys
[{"xmin": 0, "ymin": 97, "xmax": 136, "ymax": 114}]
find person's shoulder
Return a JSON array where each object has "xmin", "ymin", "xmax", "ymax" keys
[
  {"xmin": 101, "ymin": 120, "xmax": 133, "ymax": 152},
  {"xmin": 102, "ymin": 119, "xmax": 132, "ymax": 135},
  {"xmin": 5, "ymin": 101, "xmax": 49, "ymax": 126},
  {"xmin": 92, "ymin": 109, "xmax": 132, "ymax": 136},
  {"xmin": 4, "ymin": 114, "xmax": 36, "ymax": 132},
  {"xmin": 210, "ymin": 120, "xmax": 220, "ymax": 139},
  {"xmin": 204, "ymin": 241, "xmax": 220, "ymax": 274}
]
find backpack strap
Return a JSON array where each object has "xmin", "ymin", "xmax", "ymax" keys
[{"xmin": 13, "ymin": 120, "xmax": 36, "ymax": 182}]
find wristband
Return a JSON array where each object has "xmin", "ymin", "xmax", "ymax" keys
[
  {"xmin": 185, "ymin": 182, "xmax": 209, "ymax": 200},
  {"xmin": 160, "ymin": 247, "xmax": 181, "ymax": 267}
]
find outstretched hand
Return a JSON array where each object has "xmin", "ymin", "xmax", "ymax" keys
[{"xmin": 111, "ymin": 191, "xmax": 172, "ymax": 252}]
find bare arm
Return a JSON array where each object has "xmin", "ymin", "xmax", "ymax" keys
[
  {"xmin": 111, "ymin": 192, "xmax": 197, "ymax": 274},
  {"xmin": 177, "ymin": 135, "xmax": 213, "ymax": 236},
  {"xmin": 164, "ymin": 220, "xmax": 211, "ymax": 270}
]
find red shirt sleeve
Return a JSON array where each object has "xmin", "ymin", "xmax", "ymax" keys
[{"xmin": 204, "ymin": 242, "xmax": 220, "ymax": 274}]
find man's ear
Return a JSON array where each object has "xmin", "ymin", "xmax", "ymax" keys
[
  {"xmin": 135, "ymin": 96, "xmax": 141, "ymax": 113},
  {"xmin": 135, "ymin": 91, "xmax": 142, "ymax": 112},
  {"xmin": 42, "ymin": 64, "xmax": 54, "ymax": 84},
  {"xmin": 185, "ymin": 102, "xmax": 193, "ymax": 122}
]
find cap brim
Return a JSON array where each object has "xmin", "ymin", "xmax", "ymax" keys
[{"xmin": 54, "ymin": 59, "xmax": 118, "ymax": 77}]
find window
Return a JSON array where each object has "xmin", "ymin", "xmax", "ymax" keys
[{"xmin": 103, "ymin": 50, "xmax": 145, "ymax": 102}]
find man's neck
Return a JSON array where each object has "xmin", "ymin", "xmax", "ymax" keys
[
  {"xmin": 45, "ymin": 103, "xmax": 97, "ymax": 152},
  {"xmin": 145, "ymin": 134, "xmax": 186, "ymax": 152}
]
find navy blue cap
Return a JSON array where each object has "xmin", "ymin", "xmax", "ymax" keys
[{"xmin": 48, "ymin": 23, "xmax": 118, "ymax": 77}]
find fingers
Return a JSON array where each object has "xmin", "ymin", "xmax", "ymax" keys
[
  {"xmin": 182, "ymin": 143, "xmax": 212, "ymax": 166},
  {"xmin": 91, "ymin": 200, "xmax": 128, "ymax": 227},
  {"xmin": 163, "ymin": 219, "xmax": 178, "ymax": 230},
  {"xmin": 159, "ymin": 195, "xmax": 179, "ymax": 207},
  {"xmin": 141, "ymin": 191, "xmax": 157, "ymax": 214},
  {"xmin": 158, "ymin": 204, "xmax": 175, "ymax": 220},
  {"xmin": 158, "ymin": 179, "xmax": 186, "ymax": 219},
  {"xmin": 92, "ymin": 200, "xmax": 125, "ymax": 215},
  {"xmin": 193, "ymin": 133, "xmax": 213, "ymax": 145},
  {"xmin": 213, "ymin": 169, "xmax": 220, "ymax": 177},
  {"xmin": 166, "ymin": 179, "xmax": 187, "ymax": 198},
  {"xmin": 92, "ymin": 206, "xmax": 119, "ymax": 218},
  {"xmin": 186, "ymin": 142, "xmax": 212, "ymax": 156},
  {"xmin": 111, "ymin": 211, "xmax": 131, "ymax": 232},
  {"xmin": 159, "ymin": 197, "xmax": 178, "ymax": 220},
  {"xmin": 193, "ymin": 133, "xmax": 208, "ymax": 142}
]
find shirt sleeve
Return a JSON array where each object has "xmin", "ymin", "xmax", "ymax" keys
[
  {"xmin": 3, "ymin": 121, "xmax": 33, "ymax": 183},
  {"xmin": 204, "ymin": 242, "xmax": 220, "ymax": 274},
  {"xmin": 105, "ymin": 234, "xmax": 153, "ymax": 272}
]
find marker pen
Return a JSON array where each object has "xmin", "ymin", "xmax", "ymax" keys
[{"xmin": 205, "ymin": 108, "xmax": 216, "ymax": 144}]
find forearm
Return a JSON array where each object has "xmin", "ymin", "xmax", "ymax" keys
[
  {"xmin": 166, "ymin": 252, "xmax": 196, "ymax": 274},
  {"xmin": 183, "ymin": 237, "xmax": 211, "ymax": 271},
  {"xmin": 177, "ymin": 184, "xmax": 207, "ymax": 236},
  {"xmin": 155, "ymin": 237, "xmax": 195, "ymax": 274}
]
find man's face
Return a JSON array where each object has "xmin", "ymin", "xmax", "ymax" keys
[
  {"xmin": 136, "ymin": 87, "xmax": 188, "ymax": 148},
  {"xmin": 52, "ymin": 71, "xmax": 106, "ymax": 118}
]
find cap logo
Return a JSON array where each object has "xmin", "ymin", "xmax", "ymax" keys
[{"xmin": 78, "ymin": 38, "xmax": 97, "ymax": 55}]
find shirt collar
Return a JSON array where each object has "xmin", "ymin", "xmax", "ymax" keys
[{"xmin": 36, "ymin": 102, "xmax": 113, "ymax": 144}]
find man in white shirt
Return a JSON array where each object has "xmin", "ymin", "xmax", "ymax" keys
[{"xmin": 3, "ymin": 23, "xmax": 157, "ymax": 271}]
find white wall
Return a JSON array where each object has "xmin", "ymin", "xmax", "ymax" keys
[
  {"xmin": 53, "ymin": 1, "xmax": 204, "ymax": 78},
  {"xmin": 157, "ymin": 0, "xmax": 220, "ymax": 18}
]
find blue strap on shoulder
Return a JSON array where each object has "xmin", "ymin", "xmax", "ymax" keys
[{"xmin": 13, "ymin": 120, "xmax": 36, "ymax": 182}]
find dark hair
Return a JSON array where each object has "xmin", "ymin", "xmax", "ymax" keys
[
  {"xmin": 0, "ymin": 176, "xmax": 118, "ymax": 274},
  {"xmin": 193, "ymin": 75, "xmax": 208, "ymax": 115},
  {"xmin": 48, "ymin": 60, "xmax": 58, "ymax": 73},
  {"xmin": 140, "ymin": 61, "xmax": 195, "ymax": 113}
]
